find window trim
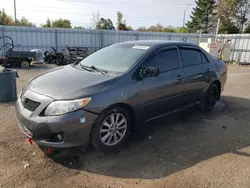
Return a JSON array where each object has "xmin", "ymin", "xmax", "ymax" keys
[
  {"xmin": 200, "ymin": 51, "xmax": 210, "ymax": 64},
  {"xmin": 179, "ymin": 47, "xmax": 204, "ymax": 68},
  {"xmin": 143, "ymin": 46, "xmax": 181, "ymax": 73}
]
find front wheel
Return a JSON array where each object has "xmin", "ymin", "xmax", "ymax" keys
[
  {"xmin": 200, "ymin": 83, "xmax": 219, "ymax": 112},
  {"xmin": 91, "ymin": 107, "xmax": 131, "ymax": 152},
  {"xmin": 21, "ymin": 61, "xmax": 30, "ymax": 69}
]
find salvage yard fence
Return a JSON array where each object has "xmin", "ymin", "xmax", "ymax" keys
[{"xmin": 1, "ymin": 25, "xmax": 250, "ymax": 63}]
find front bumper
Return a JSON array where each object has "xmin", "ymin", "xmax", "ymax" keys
[{"xmin": 16, "ymin": 89, "xmax": 98, "ymax": 149}]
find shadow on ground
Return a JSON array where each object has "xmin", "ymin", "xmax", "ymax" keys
[{"xmin": 52, "ymin": 95, "xmax": 250, "ymax": 179}]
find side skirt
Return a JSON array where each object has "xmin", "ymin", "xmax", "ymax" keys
[{"xmin": 142, "ymin": 101, "xmax": 201, "ymax": 123}]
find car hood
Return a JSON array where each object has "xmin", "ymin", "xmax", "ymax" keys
[{"xmin": 27, "ymin": 65, "xmax": 116, "ymax": 100}]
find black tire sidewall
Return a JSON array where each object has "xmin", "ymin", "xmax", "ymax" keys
[
  {"xmin": 91, "ymin": 107, "xmax": 131, "ymax": 152},
  {"xmin": 203, "ymin": 84, "xmax": 219, "ymax": 111}
]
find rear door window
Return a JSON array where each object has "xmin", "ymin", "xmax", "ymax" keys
[
  {"xmin": 180, "ymin": 48, "xmax": 202, "ymax": 67},
  {"xmin": 145, "ymin": 48, "xmax": 180, "ymax": 72}
]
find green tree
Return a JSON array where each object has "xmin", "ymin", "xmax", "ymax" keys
[
  {"xmin": 126, "ymin": 25, "xmax": 133, "ymax": 31},
  {"xmin": 186, "ymin": 0, "xmax": 216, "ymax": 33},
  {"xmin": 16, "ymin": 17, "xmax": 34, "ymax": 27},
  {"xmin": 137, "ymin": 26, "xmax": 147, "ymax": 31},
  {"xmin": 52, "ymin": 18, "xmax": 71, "ymax": 28},
  {"xmin": 217, "ymin": 0, "xmax": 239, "ymax": 33},
  {"xmin": 42, "ymin": 18, "xmax": 52, "ymax": 28},
  {"xmin": 117, "ymin": 11, "xmax": 131, "ymax": 30},
  {"xmin": 217, "ymin": 0, "xmax": 237, "ymax": 24},
  {"xmin": 162, "ymin": 26, "xmax": 177, "ymax": 33},
  {"xmin": 96, "ymin": 18, "xmax": 114, "ymax": 30},
  {"xmin": 42, "ymin": 18, "xmax": 71, "ymax": 28},
  {"xmin": 147, "ymin": 25, "xmax": 158, "ymax": 32},
  {"xmin": 244, "ymin": 23, "xmax": 250, "ymax": 33},
  {"xmin": 235, "ymin": 0, "xmax": 248, "ymax": 33},
  {"xmin": 74, "ymin": 26, "xmax": 84, "ymax": 29},
  {"xmin": 220, "ymin": 23, "xmax": 240, "ymax": 34},
  {"xmin": 0, "ymin": 9, "xmax": 14, "ymax": 25},
  {"xmin": 117, "ymin": 11, "xmax": 124, "ymax": 29},
  {"xmin": 177, "ymin": 27, "xmax": 190, "ymax": 33}
]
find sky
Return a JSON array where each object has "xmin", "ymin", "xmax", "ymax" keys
[{"xmin": 1, "ymin": 0, "xmax": 196, "ymax": 29}]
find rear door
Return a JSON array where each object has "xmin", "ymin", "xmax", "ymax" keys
[
  {"xmin": 180, "ymin": 46, "xmax": 213, "ymax": 104},
  {"xmin": 136, "ymin": 46, "xmax": 186, "ymax": 121}
]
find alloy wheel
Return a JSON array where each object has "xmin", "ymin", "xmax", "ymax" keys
[{"xmin": 100, "ymin": 113, "xmax": 127, "ymax": 146}]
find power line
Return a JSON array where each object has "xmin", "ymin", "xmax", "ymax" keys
[
  {"xmin": 57, "ymin": 0, "xmax": 194, "ymax": 5},
  {"xmin": 17, "ymin": 8, "xmax": 178, "ymax": 19},
  {"xmin": 17, "ymin": 9, "xmax": 94, "ymax": 16}
]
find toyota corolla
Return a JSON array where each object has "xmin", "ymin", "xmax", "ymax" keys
[{"xmin": 16, "ymin": 40, "xmax": 227, "ymax": 154}]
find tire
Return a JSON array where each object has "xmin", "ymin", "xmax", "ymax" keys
[
  {"xmin": 91, "ymin": 107, "xmax": 131, "ymax": 152},
  {"xmin": 200, "ymin": 83, "xmax": 219, "ymax": 112},
  {"xmin": 21, "ymin": 61, "xmax": 30, "ymax": 69}
]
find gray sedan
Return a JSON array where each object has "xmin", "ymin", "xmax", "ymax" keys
[{"xmin": 16, "ymin": 40, "xmax": 227, "ymax": 154}]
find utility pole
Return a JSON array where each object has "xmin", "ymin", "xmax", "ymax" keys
[
  {"xmin": 215, "ymin": 18, "xmax": 220, "ymax": 41},
  {"xmin": 14, "ymin": 0, "xmax": 17, "ymax": 23},
  {"xmin": 183, "ymin": 4, "xmax": 192, "ymax": 28}
]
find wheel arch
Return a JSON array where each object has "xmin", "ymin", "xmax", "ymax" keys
[{"xmin": 101, "ymin": 103, "xmax": 136, "ymax": 124}]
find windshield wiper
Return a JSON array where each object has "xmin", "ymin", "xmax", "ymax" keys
[
  {"xmin": 90, "ymin": 66, "xmax": 108, "ymax": 75},
  {"xmin": 78, "ymin": 64, "xmax": 93, "ymax": 72}
]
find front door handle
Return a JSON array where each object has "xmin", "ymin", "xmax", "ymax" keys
[{"xmin": 177, "ymin": 75, "xmax": 183, "ymax": 80}]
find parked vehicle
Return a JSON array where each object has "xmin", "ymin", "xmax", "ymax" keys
[
  {"xmin": 44, "ymin": 47, "xmax": 70, "ymax": 65},
  {"xmin": 0, "ymin": 36, "xmax": 37, "ymax": 69},
  {"xmin": 16, "ymin": 40, "xmax": 227, "ymax": 155},
  {"xmin": 30, "ymin": 49, "xmax": 44, "ymax": 64},
  {"xmin": 67, "ymin": 47, "xmax": 90, "ymax": 63}
]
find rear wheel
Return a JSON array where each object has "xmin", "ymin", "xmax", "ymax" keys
[
  {"xmin": 91, "ymin": 107, "xmax": 131, "ymax": 152},
  {"xmin": 200, "ymin": 83, "xmax": 219, "ymax": 112},
  {"xmin": 21, "ymin": 61, "xmax": 30, "ymax": 69}
]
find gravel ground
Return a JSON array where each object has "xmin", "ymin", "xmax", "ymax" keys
[{"xmin": 0, "ymin": 64, "xmax": 250, "ymax": 188}]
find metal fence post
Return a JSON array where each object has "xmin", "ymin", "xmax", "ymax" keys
[
  {"xmin": 136, "ymin": 32, "xmax": 139, "ymax": 40},
  {"xmin": 55, "ymin": 29, "xmax": 58, "ymax": 51},
  {"xmin": 100, "ymin": 30, "xmax": 103, "ymax": 48},
  {"xmin": 1, "ymin": 26, "xmax": 6, "ymax": 55},
  {"xmin": 168, "ymin": 34, "xmax": 172, "ymax": 40}
]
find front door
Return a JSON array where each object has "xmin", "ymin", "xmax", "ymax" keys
[{"xmin": 135, "ymin": 47, "xmax": 186, "ymax": 121}]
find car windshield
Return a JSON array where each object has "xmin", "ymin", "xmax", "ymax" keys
[{"xmin": 79, "ymin": 43, "xmax": 149, "ymax": 73}]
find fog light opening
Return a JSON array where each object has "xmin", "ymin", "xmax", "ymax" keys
[{"xmin": 57, "ymin": 134, "xmax": 63, "ymax": 141}]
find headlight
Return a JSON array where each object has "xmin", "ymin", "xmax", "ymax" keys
[{"xmin": 44, "ymin": 98, "xmax": 91, "ymax": 116}]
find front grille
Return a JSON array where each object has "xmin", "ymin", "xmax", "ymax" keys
[{"xmin": 22, "ymin": 98, "xmax": 40, "ymax": 112}]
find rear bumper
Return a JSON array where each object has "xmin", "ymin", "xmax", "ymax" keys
[{"xmin": 16, "ymin": 90, "xmax": 98, "ymax": 149}]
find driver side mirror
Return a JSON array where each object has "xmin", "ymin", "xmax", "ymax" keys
[{"xmin": 139, "ymin": 67, "xmax": 159, "ymax": 78}]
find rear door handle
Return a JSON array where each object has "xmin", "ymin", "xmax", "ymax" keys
[
  {"xmin": 177, "ymin": 75, "xmax": 183, "ymax": 80},
  {"xmin": 194, "ymin": 75, "xmax": 203, "ymax": 78}
]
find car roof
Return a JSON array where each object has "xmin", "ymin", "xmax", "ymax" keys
[{"xmin": 121, "ymin": 40, "xmax": 198, "ymax": 48}]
